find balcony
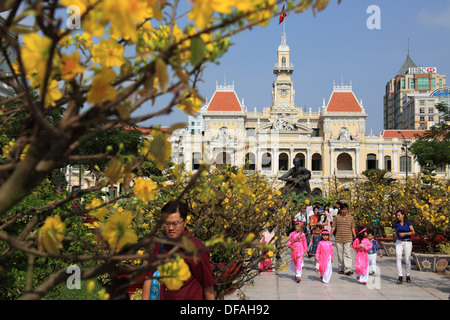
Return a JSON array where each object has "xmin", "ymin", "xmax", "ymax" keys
[{"xmin": 273, "ymin": 63, "xmax": 294, "ymax": 74}]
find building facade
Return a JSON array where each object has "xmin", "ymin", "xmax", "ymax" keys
[
  {"xmin": 171, "ymin": 33, "xmax": 449, "ymax": 195},
  {"xmin": 383, "ymin": 53, "xmax": 447, "ymax": 130}
]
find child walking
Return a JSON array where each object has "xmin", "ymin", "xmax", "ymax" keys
[
  {"xmin": 367, "ymin": 229, "xmax": 382, "ymax": 275},
  {"xmin": 287, "ymin": 222, "xmax": 308, "ymax": 283},
  {"xmin": 315, "ymin": 229, "xmax": 334, "ymax": 283},
  {"xmin": 352, "ymin": 228, "xmax": 372, "ymax": 285},
  {"xmin": 308, "ymin": 225, "xmax": 321, "ymax": 258}
]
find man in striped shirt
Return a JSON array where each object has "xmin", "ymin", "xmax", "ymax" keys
[{"xmin": 330, "ymin": 203, "xmax": 356, "ymax": 275}]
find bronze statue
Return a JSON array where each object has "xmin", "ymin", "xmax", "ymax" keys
[{"xmin": 278, "ymin": 157, "xmax": 311, "ymax": 195}]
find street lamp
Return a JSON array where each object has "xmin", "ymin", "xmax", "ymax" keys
[{"xmin": 397, "ymin": 131, "xmax": 410, "ymax": 182}]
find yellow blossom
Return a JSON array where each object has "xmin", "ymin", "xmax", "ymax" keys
[
  {"xmin": 157, "ymin": 257, "xmax": 191, "ymax": 291},
  {"xmin": 91, "ymin": 38, "xmax": 125, "ymax": 68},
  {"xmin": 87, "ymin": 68, "xmax": 118, "ymax": 105},
  {"xmin": 21, "ymin": 33, "xmax": 52, "ymax": 77},
  {"xmin": 37, "ymin": 215, "xmax": 66, "ymax": 254},
  {"xmin": 86, "ymin": 198, "xmax": 109, "ymax": 222},
  {"xmin": 132, "ymin": 177, "xmax": 158, "ymax": 204},
  {"xmin": 101, "ymin": 209, "xmax": 137, "ymax": 249},
  {"xmin": 60, "ymin": 51, "xmax": 84, "ymax": 81}
]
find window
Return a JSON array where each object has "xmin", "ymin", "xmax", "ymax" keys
[
  {"xmin": 419, "ymin": 100, "xmax": 425, "ymax": 106},
  {"xmin": 384, "ymin": 156, "xmax": 392, "ymax": 172},
  {"xmin": 428, "ymin": 100, "xmax": 434, "ymax": 106},
  {"xmin": 366, "ymin": 154, "xmax": 378, "ymax": 170},
  {"xmin": 401, "ymin": 79, "xmax": 405, "ymax": 89},
  {"xmin": 410, "ymin": 78, "xmax": 415, "ymax": 89},
  {"xmin": 312, "ymin": 128, "xmax": 320, "ymax": 137},
  {"xmin": 419, "ymin": 108, "xmax": 425, "ymax": 113},
  {"xmin": 246, "ymin": 128, "xmax": 255, "ymax": 137},
  {"xmin": 192, "ymin": 152, "xmax": 202, "ymax": 170},
  {"xmin": 428, "ymin": 107, "xmax": 434, "ymax": 113},
  {"xmin": 428, "ymin": 115, "xmax": 434, "ymax": 121},
  {"xmin": 420, "ymin": 116, "xmax": 425, "ymax": 121},
  {"xmin": 278, "ymin": 153, "xmax": 289, "ymax": 171},
  {"xmin": 262, "ymin": 152, "xmax": 272, "ymax": 169},
  {"xmin": 431, "ymin": 78, "xmax": 436, "ymax": 89},
  {"xmin": 439, "ymin": 79, "xmax": 442, "ymax": 87},
  {"xmin": 400, "ymin": 156, "xmax": 411, "ymax": 172},
  {"xmin": 418, "ymin": 78, "xmax": 429, "ymax": 90},
  {"xmin": 311, "ymin": 153, "xmax": 322, "ymax": 171}
]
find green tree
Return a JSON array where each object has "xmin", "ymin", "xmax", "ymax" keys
[{"xmin": 410, "ymin": 102, "xmax": 450, "ymax": 168}]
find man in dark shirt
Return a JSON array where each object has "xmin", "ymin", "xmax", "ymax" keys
[{"xmin": 142, "ymin": 200, "xmax": 216, "ymax": 300}]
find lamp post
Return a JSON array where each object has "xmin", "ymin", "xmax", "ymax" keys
[{"xmin": 397, "ymin": 131, "xmax": 410, "ymax": 182}]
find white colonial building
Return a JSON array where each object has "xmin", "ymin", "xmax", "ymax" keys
[{"xmin": 171, "ymin": 33, "xmax": 449, "ymax": 196}]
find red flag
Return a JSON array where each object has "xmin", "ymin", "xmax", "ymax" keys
[{"xmin": 279, "ymin": 4, "xmax": 287, "ymax": 24}]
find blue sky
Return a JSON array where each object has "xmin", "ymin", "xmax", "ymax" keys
[{"xmin": 144, "ymin": 0, "xmax": 450, "ymax": 136}]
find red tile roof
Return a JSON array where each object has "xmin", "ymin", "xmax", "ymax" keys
[
  {"xmin": 382, "ymin": 130, "xmax": 425, "ymax": 139},
  {"xmin": 207, "ymin": 91, "xmax": 242, "ymax": 112},
  {"xmin": 327, "ymin": 92, "xmax": 362, "ymax": 112}
]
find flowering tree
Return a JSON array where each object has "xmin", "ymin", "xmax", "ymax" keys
[
  {"xmin": 0, "ymin": 0, "xmax": 336, "ymax": 299},
  {"xmin": 334, "ymin": 174, "xmax": 450, "ymax": 252}
]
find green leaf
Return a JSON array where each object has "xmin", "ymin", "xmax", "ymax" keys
[
  {"xmin": 155, "ymin": 58, "xmax": 169, "ymax": 92},
  {"xmin": 190, "ymin": 37, "xmax": 205, "ymax": 66}
]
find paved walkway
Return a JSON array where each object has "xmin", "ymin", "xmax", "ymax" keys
[{"xmin": 225, "ymin": 242, "xmax": 450, "ymax": 300}]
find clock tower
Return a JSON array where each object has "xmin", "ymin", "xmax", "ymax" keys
[{"xmin": 272, "ymin": 32, "xmax": 296, "ymax": 115}]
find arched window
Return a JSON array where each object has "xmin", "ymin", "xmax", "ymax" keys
[
  {"xmin": 366, "ymin": 153, "xmax": 377, "ymax": 170},
  {"xmin": 337, "ymin": 153, "xmax": 352, "ymax": 171},
  {"xmin": 278, "ymin": 153, "xmax": 289, "ymax": 171},
  {"xmin": 311, "ymin": 153, "xmax": 322, "ymax": 171},
  {"xmin": 244, "ymin": 153, "xmax": 256, "ymax": 171},
  {"xmin": 262, "ymin": 152, "xmax": 272, "ymax": 169},
  {"xmin": 192, "ymin": 152, "xmax": 202, "ymax": 170},
  {"xmin": 294, "ymin": 153, "xmax": 305, "ymax": 167},
  {"xmin": 384, "ymin": 156, "xmax": 392, "ymax": 172}
]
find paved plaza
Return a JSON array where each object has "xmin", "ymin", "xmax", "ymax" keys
[{"xmin": 225, "ymin": 241, "xmax": 450, "ymax": 300}]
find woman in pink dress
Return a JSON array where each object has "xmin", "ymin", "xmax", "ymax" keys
[
  {"xmin": 315, "ymin": 229, "xmax": 334, "ymax": 283},
  {"xmin": 352, "ymin": 228, "xmax": 372, "ymax": 285},
  {"xmin": 287, "ymin": 222, "xmax": 308, "ymax": 283}
]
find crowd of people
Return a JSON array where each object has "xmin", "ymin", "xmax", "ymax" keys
[{"xmin": 285, "ymin": 202, "xmax": 411, "ymax": 286}]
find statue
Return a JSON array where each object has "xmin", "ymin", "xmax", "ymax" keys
[{"xmin": 278, "ymin": 157, "xmax": 311, "ymax": 195}]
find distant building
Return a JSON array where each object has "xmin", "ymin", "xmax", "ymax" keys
[
  {"xmin": 383, "ymin": 52, "xmax": 446, "ymax": 130},
  {"xmin": 0, "ymin": 16, "xmax": 16, "ymax": 97},
  {"xmin": 171, "ymin": 33, "xmax": 449, "ymax": 196}
]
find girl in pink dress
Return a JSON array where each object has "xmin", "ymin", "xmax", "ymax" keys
[
  {"xmin": 287, "ymin": 222, "xmax": 308, "ymax": 283},
  {"xmin": 352, "ymin": 228, "xmax": 372, "ymax": 285},
  {"xmin": 315, "ymin": 229, "xmax": 334, "ymax": 283}
]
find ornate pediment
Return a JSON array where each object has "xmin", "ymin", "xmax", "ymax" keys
[
  {"xmin": 329, "ymin": 127, "xmax": 362, "ymax": 142},
  {"xmin": 255, "ymin": 119, "xmax": 313, "ymax": 134},
  {"xmin": 210, "ymin": 127, "xmax": 239, "ymax": 144}
]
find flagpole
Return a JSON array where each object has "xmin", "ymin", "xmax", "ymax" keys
[{"xmin": 283, "ymin": 1, "xmax": 286, "ymax": 34}]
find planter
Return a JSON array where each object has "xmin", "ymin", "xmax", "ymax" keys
[
  {"xmin": 380, "ymin": 241, "xmax": 397, "ymax": 257},
  {"xmin": 116, "ymin": 267, "xmax": 146, "ymax": 298},
  {"xmin": 412, "ymin": 253, "xmax": 450, "ymax": 272}
]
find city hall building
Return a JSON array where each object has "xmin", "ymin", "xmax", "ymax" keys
[{"xmin": 171, "ymin": 33, "xmax": 449, "ymax": 196}]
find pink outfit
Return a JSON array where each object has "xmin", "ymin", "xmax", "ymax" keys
[
  {"xmin": 352, "ymin": 238, "xmax": 372, "ymax": 275},
  {"xmin": 287, "ymin": 231, "xmax": 308, "ymax": 272},
  {"xmin": 315, "ymin": 240, "xmax": 334, "ymax": 276}
]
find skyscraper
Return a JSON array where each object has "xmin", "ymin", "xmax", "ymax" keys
[{"xmin": 383, "ymin": 52, "xmax": 446, "ymax": 130}]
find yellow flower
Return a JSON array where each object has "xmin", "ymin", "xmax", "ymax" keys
[
  {"xmin": 177, "ymin": 90, "xmax": 202, "ymax": 115},
  {"xmin": 157, "ymin": 257, "xmax": 191, "ymax": 291},
  {"xmin": 21, "ymin": 33, "xmax": 52, "ymax": 77},
  {"xmin": 86, "ymin": 198, "xmax": 109, "ymax": 222},
  {"xmin": 101, "ymin": 210, "xmax": 137, "ymax": 249},
  {"xmin": 87, "ymin": 280, "xmax": 95, "ymax": 293},
  {"xmin": 37, "ymin": 215, "xmax": 66, "ymax": 254},
  {"xmin": 43, "ymin": 79, "xmax": 63, "ymax": 108},
  {"xmin": 188, "ymin": 0, "xmax": 234, "ymax": 30},
  {"xmin": 267, "ymin": 250, "xmax": 274, "ymax": 257},
  {"xmin": 60, "ymin": 51, "xmax": 84, "ymax": 81},
  {"xmin": 87, "ymin": 68, "xmax": 118, "ymax": 105},
  {"xmin": 132, "ymin": 177, "xmax": 158, "ymax": 204},
  {"xmin": 91, "ymin": 38, "xmax": 125, "ymax": 68}
]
